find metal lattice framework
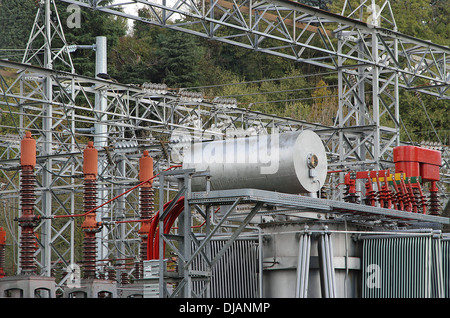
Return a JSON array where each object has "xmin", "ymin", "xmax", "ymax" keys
[
  {"xmin": 55, "ymin": 0, "xmax": 450, "ymax": 188},
  {"xmin": 0, "ymin": 0, "xmax": 449, "ymax": 293}
]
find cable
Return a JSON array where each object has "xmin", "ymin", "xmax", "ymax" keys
[
  {"xmin": 246, "ymin": 94, "xmax": 338, "ymax": 105},
  {"xmin": 181, "ymin": 71, "xmax": 338, "ymax": 90},
  {"xmin": 147, "ymin": 197, "xmax": 185, "ymax": 260},
  {"xmin": 52, "ymin": 165, "xmax": 182, "ymax": 219},
  {"xmin": 217, "ymin": 85, "xmax": 338, "ymax": 98}
]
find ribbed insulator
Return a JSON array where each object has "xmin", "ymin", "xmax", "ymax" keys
[
  {"xmin": 139, "ymin": 186, "xmax": 154, "ymax": 277},
  {"xmin": 84, "ymin": 178, "xmax": 97, "ymax": 213},
  {"xmin": 82, "ymin": 177, "xmax": 98, "ymax": 279},
  {"xmin": 140, "ymin": 187, "xmax": 154, "ymax": 219},
  {"xmin": 343, "ymin": 185, "xmax": 359, "ymax": 204},
  {"xmin": 19, "ymin": 166, "xmax": 38, "ymax": 275},
  {"xmin": 134, "ymin": 261, "xmax": 142, "ymax": 280},
  {"xmin": 428, "ymin": 190, "xmax": 440, "ymax": 216},
  {"xmin": 121, "ymin": 271, "xmax": 129, "ymax": 285},
  {"xmin": 0, "ymin": 244, "xmax": 5, "ymax": 278},
  {"xmin": 19, "ymin": 228, "xmax": 37, "ymax": 275},
  {"xmin": 107, "ymin": 266, "xmax": 116, "ymax": 282},
  {"xmin": 364, "ymin": 184, "xmax": 377, "ymax": 207},
  {"xmin": 83, "ymin": 233, "xmax": 97, "ymax": 279}
]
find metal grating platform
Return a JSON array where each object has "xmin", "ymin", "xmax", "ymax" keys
[{"xmin": 189, "ymin": 188, "xmax": 450, "ymax": 225}]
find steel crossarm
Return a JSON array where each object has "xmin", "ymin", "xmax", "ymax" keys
[{"xmin": 56, "ymin": 0, "xmax": 450, "ymax": 99}]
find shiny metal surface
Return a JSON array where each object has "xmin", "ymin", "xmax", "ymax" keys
[{"xmin": 182, "ymin": 130, "xmax": 327, "ymax": 193}]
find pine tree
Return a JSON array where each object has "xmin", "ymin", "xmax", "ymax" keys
[{"xmin": 0, "ymin": 0, "xmax": 37, "ymax": 61}]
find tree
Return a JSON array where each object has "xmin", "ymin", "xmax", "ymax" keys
[
  {"xmin": 154, "ymin": 30, "xmax": 204, "ymax": 88},
  {"xmin": 0, "ymin": 0, "xmax": 37, "ymax": 61},
  {"xmin": 57, "ymin": 1, "xmax": 128, "ymax": 77}
]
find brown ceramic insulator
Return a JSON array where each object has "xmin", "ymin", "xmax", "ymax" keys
[
  {"xmin": 0, "ymin": 227, "xmax": 5, "ymax": 278},
  {"xmin": 139, "ymin": 187, "xmax": 154, "ymax": 219},
  {"xmin": 138, "ymin": 186, "xmax": 154, "ymax": 275},
  {"xmin": 19, "ymin": 166, "xmax": 38, "ymax": 275},
  {"xmin": 428, "ymin": 190, "xmax": 440, "ymax": 216},
  {"xmin": 82, "ymin": 177, "xmax": 99, "ymax": 279},
  {"xmin": 107, "ymin": 266, "xmax": 116, "ymax": 281},
  {"xmin": 82, "ymin": 233, "xmax": 97, "ymax": 279},
  {"xmin": 134, "ymin": 261, "xmax": 142, "ymax": 280},
  {"xmin": 19, "ymin": 228, "xmax": 37, "ymax": 275},
  {"xmin": 121, "ymin": 271, "xmax": 129, "ymax": 285},
  {"xmin": 84, "ymin": 178, "xmax": 97, "ymax": 213}
]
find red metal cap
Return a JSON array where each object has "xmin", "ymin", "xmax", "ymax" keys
[
  {"xmin": 20, "ymin": 131, "xmax": 36, "ymax": 167},
  {"xmin": 83, "ymin": 141, "xmax": 98, "ymax": 178},
  {"xmin": 393, "ymin": 145, "xmax": 441, "ymax": 181},
  {"xmin": 139, "ymin": 150, "xmax": 154, "ymax": 186}
]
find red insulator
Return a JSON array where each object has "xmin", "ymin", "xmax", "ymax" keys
[
  {"xmin": 82, "ymin": 142, "xmax": 100, "ymax": 279},
  {"xmin": 0, "ymin": 227, "xmax": 6, "ymax": 278},
  {"xmin": 343, "ymin": 173, "xmax": 359, "ymax": 204},
  {"xmin": 138, "ymin": 151, "xmax": 154, "ymax": 277},
  {"xmin": 82, "ymin": 233, "xmax": 97, "ymax": 279},
  {"xmin": 19, "ymin": 132, "xmax": 39, "ymax": 275},
  {"xmin": 428, "ymin": 182, "xmax": 440, "ymax": 215},
  {"xmin": 138, "ymin": 186, "xmax": 154, "ymax": 274},
  {"xmin": 364, "ymin": 181, "xmax": 377, "ymax": 207}
]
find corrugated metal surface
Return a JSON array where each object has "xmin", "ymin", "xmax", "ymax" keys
[
  {"xmin": 192, "ymin": 238, "xmax": 260, "ymax": 298},
  {"xmin": 362, "ymin": 232, "xmax": 448, "ymax": 298},
  {"xmin": 295, "ymin": 232, "xmax": 311, "ymax": 298}
]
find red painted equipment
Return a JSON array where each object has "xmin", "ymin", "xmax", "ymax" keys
[
  {"xmin": 19, "ymin": 131, "xmax": 39, "ymax": 275},
  {"xmin": 394, "ymin": 145, "xmax": 441, "ymax": 215},
  {"xmin": 137, "ymin": 151, "xmax": 154, "ymax": 278},
  {"xmin": 343, "ymin": 145, "xmax": 442, "ymax": 215},
  {"xmin": 393, "ymin": 145, "xmax": 441, "ymax": 182},
  {"xmin": 81, "ymin": 141, "xmax": 101, "ymax": 279}
]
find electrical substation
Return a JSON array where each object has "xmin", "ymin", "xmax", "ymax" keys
[{"xmin": 0, "ymin": 0, "xmax": 449, "ymax": 298}]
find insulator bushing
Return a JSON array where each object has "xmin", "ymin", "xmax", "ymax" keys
[
  {"xmin": 139, "ymin": 150, "xmax": 154, "ymax": 187},
  {"xmin": 428, "ymin": 184, "xmax": 440, "ymax": 215},
  {"xmin": 83, "ymin": 141, "xmax": 98, "ymax": 178},
  {"xmin": 139, "ymin": 150, "xmax": 154, "ymax": 268},
  {"xmin": 0, "ymin": 227, "xmax": 6, "ymax": 278},
  {"xmin": 82, "ymin": 142, "xmax": 100, "ymax": 279},
  {"xmin": 82, "ymin": 233, "xmax": 97, "ymax": 279},
  {"xmin": 20, "ymin": 131, "xmax": 36, "ymax": 167},
  {"xmin": 138, "ymin": 185, "xmax": 154, "ymax": 273},
  {"xmin": 19, "ymin": 132, "xmax": 39, "ymax": 275}
]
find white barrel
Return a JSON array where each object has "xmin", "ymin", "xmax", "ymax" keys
[{"xmin": 182, "ymin": 130, "xmax": 327, "ymax": 194}]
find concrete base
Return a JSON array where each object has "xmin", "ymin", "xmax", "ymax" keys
[
  {"xmin": 119, "ymin": 281, "xmax": 145, "ymax": 298},
  {"xmin": 62, "ymin": 279, "xmax": 118, "ymax": 298},
  {"xmin": 0, "ymin": 275, "xmax": 56, "ymax": 298}
]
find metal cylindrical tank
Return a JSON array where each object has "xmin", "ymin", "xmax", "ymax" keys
[{"xmin": 182, "ymin": 130, "xmax": 327, "ymax": 194}]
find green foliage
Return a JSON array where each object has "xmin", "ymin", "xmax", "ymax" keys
[
  {"xmin": 0, "ymin": 0, "xmax": 36, "ymax": 61},
  {"xmin": 57, "ymin": 1, "xmax": 128, "ymax": 77}
]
